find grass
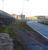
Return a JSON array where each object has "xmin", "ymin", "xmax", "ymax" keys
[
  {"xmin": 0, "ymin": 25, "xmax": 16, "ymax": 38},
  {"xmin": 0, "ymin": 20, "xmax": 26, "ymax": 38}
]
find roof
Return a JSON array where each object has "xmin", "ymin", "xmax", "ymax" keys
[
  {"xmin": 0, "ymin": 10, "xmax": 13, "ymax": 18},
  {"xmin": 0, "ymin": 10, "xmax": 15, "ymax": 25}
]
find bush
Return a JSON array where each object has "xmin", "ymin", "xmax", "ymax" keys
[
  {"xmin": 0, "ymin": 24, "xmax": 16, "ymax": 38},
  {"xmin": 42, "ymin": 19, "xmax": 48, "ymax": 25}
]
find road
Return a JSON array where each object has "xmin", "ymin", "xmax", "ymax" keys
[
  {"xmin": 27, "ymin": 21, "xmax": 48, "ymax": 39},
  {"xmin": 13, "ymin": 21, "xmax": 48, "ymax": 50}
]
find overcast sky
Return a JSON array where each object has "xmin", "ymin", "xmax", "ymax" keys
[{"xmin": 0, "ymin": 0, "xmax": 48, "ymax": 16}]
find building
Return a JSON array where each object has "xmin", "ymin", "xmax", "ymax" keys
[
  {"xmin": 37, "ymin": 16, "xmax": 45, "ymax": 22},
  {"xmin": 11, "ymin": 14, "xmax": 17, "ymax": 18},
  {"xmin": 17, "ymin": 14, "xmax": 25, "ymax": 20},
  {"xmin": 0, "ymin": 10, "xmax": 15, "ymax": 26}
]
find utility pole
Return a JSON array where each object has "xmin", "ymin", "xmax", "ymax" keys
[
  {"xmin": 21, "ymin": 0, "xmax": 24, "ymax": 15},
  {"xmin": 21, "ymin": 0, "xmax": 29, "ymax": 21},
  {"xmin": 21, "ymin": 0, "xmax": 29, "ymax": 14}
]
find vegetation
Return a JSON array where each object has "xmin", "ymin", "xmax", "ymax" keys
[
  {"xmin": 0, "ymin": 19, "xmax": 26, "ymax": 38},
  {"xmin": 41, "ymin": 19, "xmax": 48, "ymax": 25},
  {"xmin": 0, "ymin": 24, "xmax": 15, "ymax": 38},
  {"xmin": 15, "ymin": 19, "xmax": 26, "ymax": 28}
]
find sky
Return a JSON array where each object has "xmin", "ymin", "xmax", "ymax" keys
[{"xmin": 0, "ymin": 0, "xmax": 48, "ymax": 16}]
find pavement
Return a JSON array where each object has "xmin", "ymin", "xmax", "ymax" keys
[
  {"xmin": 15, "ymin": 29, "xmax": 43, "ymax": 50},
  {"xmin": 15, "ymin": 28, "xmax": 48, "ymax": 50}
]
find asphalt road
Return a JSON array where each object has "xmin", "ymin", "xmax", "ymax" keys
[
  {"xmin": 27, "ymin": 21, "xmax": 48, "ymax": 39},
  {"xmin": 14, "ymin": 21, "xmax": 48, "ymax": 50}
]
